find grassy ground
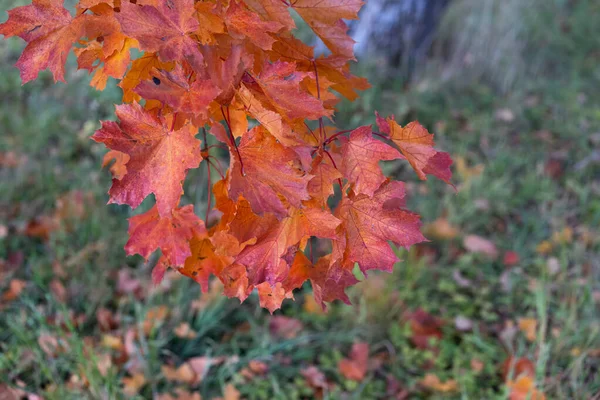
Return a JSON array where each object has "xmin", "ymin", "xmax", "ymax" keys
[{"xmin": 1, "ymin": 1, "xmax": 600, "ymax": 399}]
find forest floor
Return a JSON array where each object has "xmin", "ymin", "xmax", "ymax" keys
[{"xmin": 1, "ymin": 1, "xmax": 599, "ymax": 399}]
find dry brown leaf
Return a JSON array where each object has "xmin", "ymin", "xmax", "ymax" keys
[
  {"xmin": 470, "ymin": 358, "xmax": 484, "ymax": 373},
  {"xmin": 102, "ymin": 334, "xmax": 124, "ymax": 351},
  {"xmin": 96, "ymin": 353, "xmax": 113, "ymax": 377},
  {"xmin": 551, "ymin": 227, "xmax": 573, "ymax": 245},
  {"xmin": 157, "ymin": 388, "xmax": 202, "ymax": 400},
  {"xmin": 174, "ymin": 322, "xmax": 197, "ymax": 339},
  {"xmin": 536, "ymin": 240, "xmax": 553, "ymax": 255},
  {"xmin": 161, "ymin": 363, "xmax": 196, "ymax": 384},
  {"xmin": 49, "ymin": 279, "xmax": 68, "ymax": 303},
  {"xmin": 216, "ymin": 384, "xmax": 240, "ymax": 400},
  {"xmin": 420, "ymin": 373, "xmax": 458, "ymax": 393},
  {"xmin": 301, "ymin": 366, "xmax": 328, "ymax": 390},
  {"xmin": 406, "ymin": 309, "xmax": 444, "ymax": 350},
  {"xmin": 269, "ymin": 316, "xmax": 303, "ymax": 339},
  {"xmin": 518, "ymin": 318, "xmax": 537, "ymax": 342},
  {"xmin": 143, "ymin": 305, "xmax": 169, "ymax": 334},
  {"xmin": 507, "ymin": 375, "xmax": 546, "ymax": 400},
  {"xmin": 423, "ymin": 217, "xmax": 460, "ymax": 240},
  {"xmin": 338, "ymin": 342, "xmax": 369, "ymax": 381},
  {"xmin": 463, "ymin": 235, "xmax": 499, "ymax": 259},
  {"xmin": 455, "ymin": 156, "xmax": 484, "ymax": 185},
  {"xmin": 96, "ymin": 307, "xmax": 119, "ymax": 331},
  {"xmin": 38, "ymin": 333, "xmax": 69, "ymax": 357},
  {"xmin": 303, "ymin": 294, "xmax": 326, "ymax": 315},
  {"xmin": 2, "ymin": 279, "xmax": 26, "ymax": 302},
  {"xmin": 502, "ymin": 356, "xmax": 536, "ymax": 380},
  {"xmin": 122, "ymin": 373, "xmax": 146, "ymax": 396}
]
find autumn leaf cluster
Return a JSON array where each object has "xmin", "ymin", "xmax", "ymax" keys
[{"xmin": 0, "ymin": 0, "xmax": 453, "ymax": 312}]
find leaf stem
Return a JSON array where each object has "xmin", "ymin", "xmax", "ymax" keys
[
  {"xmin": 312, "ymin": 60, "xmax": 326, "ymax": 144},
  {"xmin": 202, "ymin": 128, "xmax": 212, "ymax": 225},
  {"xmin": 323, "ymin": 149, "xmax": 343, "ymax": 189},
  {"xmin": 221, "ymin": 106, "xmax": 245, "ymax": 176}
]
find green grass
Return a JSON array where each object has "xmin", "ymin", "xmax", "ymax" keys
[{"xmin": 1, "ymin": 1, "xmax": 600, "ymax": 399}]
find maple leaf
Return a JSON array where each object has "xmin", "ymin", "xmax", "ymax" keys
[
  {"xmin": 284, "ymin": 252, "xmax": 358, "ymax": 310},
  {"xmin": 248, "ymin": 62, "xmax": 331, "ymax": 121},
  {"xmin": 269, "ymin": 36, "xmax": 370, "ymax": 101},
  {"xmin": 92, "ymin": 102, "xmax": 202, "ymax": 216},
  {"xmin": 291, "ymin": 0, "xmax": 363, "ymax": 59},
  {"xmin": 340, "ymin": 126, "xmax": 402, "ymax": 196},
  {"xmin": 225, "ymin": 1, "xmax": 283, "ymax": 50},
  {"xmin": 134, "ymin": 64, "xmax": 220, "ymax": 117},
  {"xmin": 203, "ymin": 45, "xmax": 253, "ymax": 104},
  {"xmin": 377, "ymin": 114, "xmax": 453, "ymax": 185},
  {"xmin": 180, "ymin": 236, "xmax": 230, "ymax": 292},
  {"xmin": 244, "ymin": 0, "xmax": 295, "ymax": 30},
  {"xmin": 0, "ymin": 0, "xmax": 454, "ymax": 314},
  {"xmin": 119, "ymin": 53, "xmax": 174, "ymax": 103},
  {"xmin": 220, "ymin": 263, "xmax": 252, "ymax": 302},
  {"xmin": 257, "ymin": 282, "xmax": 288, "ymax": 314},
  {"xmin": 235, "ymin": 207, "xmax": 340, "ymax": 285},
  {"xmin": 338, "ymin": 342, "xmax": 369, "ymax": 381},
  {"xmin": 0, "ymin": 0, "xmax": 86, "ymax": 83},
  {"xmin": 125, "ymin": 204, "xmax": 205, "ymax": 266},
  {"xmin": 334, "ymin": 181, "xmax": 426, "ymax": 274},
  {"xmin": 115, "ymin": 0, "xmax": 204, "ymax": 71},
  {"xmin": 102, "ymin": 150, "xmax": 129, "ymax": 180},
  {"xmin": 307, "ymin": 155, "xmax": 343, "ymax": 208},
  {"xmin": 227, "ymin": 126, "xmax": 312, "ymax": 218}
]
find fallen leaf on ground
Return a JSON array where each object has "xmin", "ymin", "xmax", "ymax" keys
[
  {"xmin": 157, "ymin": 389, "xmax": 202, "ymax": 400},
  {"xmin": 507, "ymin": 375, "xmax": 546, "ymax": 400},
  {"xmin": 241, "ymin": 360, "xmax": 268, "ymax": 379},
  {"xmin": 518, "ymin": 318, "xmax": 537, "ymax": 342},
  {"xmin": 551, "ymin": 227, "xmax": 573, "ymax": 245},
  {"xmin": 463, "ymin": 235, "xmax": 499, "ymax": 259},
  {"xmin": 338, "ymin": 342, "xmax": 369, "ymax": 381},
  {"xmin": 301, "ymin": 366, "xmax": 328, "ymax": 390},
  {"xmin": 162, "ymin": 363, "xmax": 196, "ymax": 384},
  {"xmin": 424, "ymin": 217, "xmax": 460, "ymax": 240},
  {"xmin": 303, "ymin": 295, "xmax": 326, "ymax": 315},
  {"xmin": 269, "ymin": 316, "xmax": 303, "ymax": 339},
  {"xmin": 2, "ymin": 279, "xmax": 26, "ymax": 302},
  {"xmin": 174, "ymin": 322, "xmax": 197, "ymax": 339},
  {"xmin": 495, "ymin": 108, "xmax": 515, "ymax": 122},
  {"xmin": 143, "ymin": 305, "xmax": 169, "ymax": 334},
  {"xmin": 536, "ymin": 240, "xmax": 553, "ymax": 255},
  {"xmin": 455, "ymin": 156, "xmax": 484, "ymax": 185},
  {"xmin": 454, "ymin": 315, "xmax": 473, "ymax": 331},
  {"xmin": 406, "ymin": 309, "xmax": 444, "ymax": 349},
  {"xmin": 24, "ymin": 216, "xmax": 58, "ymax": 240},
  {"xmin": 503, "ymin": 251, "xmax": 520, "ymax": 267},
  {"xmin": 502, "ymin": 356, "xmax": 535, "ymax": 380},
  {"xmin": 420, "ymin": 373, "xmax": 458, "ymax": 393},
  {"xmin": 217, "ymin": 384, "xmax": 240, "ymax": 400},
  {"xmin": 96, "ymin": 308, "xmax": 119, "ymax": 331},
  {"xmin": 470, "ymin": 358, "xmax": 484, "ymax": 373},
  {"xmin": 49, "ymin": 279, "xmax": 67, "ymax": 302},
  {"xmin": 38, "ymin": 333, "xmax": 69, "ymax": 357},
  {"xmin": 95, "ymin": 353, "xmax": 113, "ymax": 377},
  {"xmin": 122, "ymin": 373, "xmax": 146, "ymax": 397},
  {"xmin": 101, "ymin": 334, "xmax": 124, "ymax": 351}
]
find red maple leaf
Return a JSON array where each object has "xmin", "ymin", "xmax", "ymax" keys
[
  {"xmin": 115, "ymin": 0, "xmax": 204, "ymax": 71},
  {"xmin": 125, "ymin": 204, "xmax": 205, "ymax": 266},
  {"xmin": 92, "ymin": 102, "xmax": 202, "ymax": 216},
  {"xmin": 334, "ymin": 181, "xmax": 426, "ymax": 274}
]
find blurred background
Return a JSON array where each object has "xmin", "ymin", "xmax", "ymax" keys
[{"xmin": 1, "ymin": 0, "xmax": 599, "ymax": 398}]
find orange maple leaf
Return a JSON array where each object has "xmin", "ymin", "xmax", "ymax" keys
[
  {"xmin": 92, "ymin": 102, "xmax": 203, "ymax": 216},
  {"xmin": 125, "ymin": 204, "xmax": 205, "ymax": 266}
]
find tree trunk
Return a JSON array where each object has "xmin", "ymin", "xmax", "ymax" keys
[{"xmin": 351, "ymin": 0, "xmax": 451, "ymax": 80}]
